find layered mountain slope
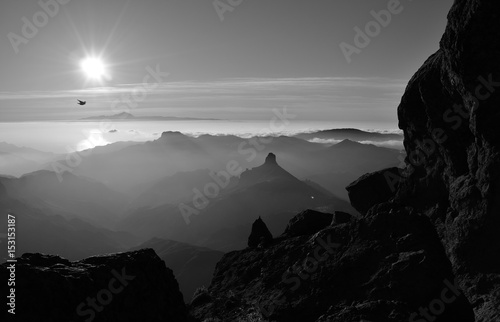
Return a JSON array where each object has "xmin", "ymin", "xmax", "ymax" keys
[
  {"xmin": 66, "ymin": 131, "xmax": 401, "ymax": 196},
  {"xmin": 0, "ymin": 182, "xmax": 139, "ymax": 261},
  {"xmin": 0, "ymin": 142, "xmax": 56, "ymax": 177},
  {"xmin": 0, "ymin": 170, "xmax": 127, "ymax": 229},
  {"xmin": 118, "ymin": 153, "xmax": 354, "ymax": 251},
  {"xmin": 294, "ymin": 128, "xmax": 403, "ymax": 142},
  {"xmin": 185, "ymin": 153, "xmax": 355, "ymax": 250}
]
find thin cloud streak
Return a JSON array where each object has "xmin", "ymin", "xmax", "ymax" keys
[
  {"xmin": 0, "ymin": 77, "xmax": 406, "ymax": 100},
  {"xmin": 0, "ymin": 77, "xmax": 406, "ymax": 123}
]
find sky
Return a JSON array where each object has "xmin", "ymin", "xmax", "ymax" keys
[{"xmin": 0, "ymin": 0, "xmax": 454, "ymax": 124}]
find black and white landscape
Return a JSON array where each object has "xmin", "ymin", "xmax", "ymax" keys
[{"xmin": 1, "ymin": 0, "xmax": 499, "ymax": 321}]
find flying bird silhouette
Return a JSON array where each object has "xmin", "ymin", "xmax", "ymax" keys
[{"xmin": 77, "ymin": 100, "xmax": 86, "ymax": 106}]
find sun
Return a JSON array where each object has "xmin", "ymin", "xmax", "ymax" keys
[{"xmin": 80, "ymin": 57, "xmax": 106, "ymax": 80}]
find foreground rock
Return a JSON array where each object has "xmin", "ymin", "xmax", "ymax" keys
[
  {"xmin": 190, "ymin": 208, "xmax": 474, "ymax": 321},
  {"xmin": 346, "ymin": 0, "xmax": 500, "ymax": 320},
  {"xmin": 248, "ymin": 217, "xmax": 273, "ymax": 248},
  {"xmin": 283, "ymin": 209, "xmax": 333, "ymax": 237},
  {"xmin": 0, "ymin": 249, "xmax": 187, "ymax": 322},
  {"xmin": 346, "ymin": 167, "xmax": 401, "ymax": 215}
]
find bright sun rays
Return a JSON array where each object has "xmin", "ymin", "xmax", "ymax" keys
[{"xmin": 80, "ymin": 57, "xmax": 107, "ymax": 80}]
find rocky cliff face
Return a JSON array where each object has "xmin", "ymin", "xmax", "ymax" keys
[
  {"xmin": 1, "ymin": 249, "xmax": 187, "ymax": 322},
  {"xmin": 395, "ymin": 0, "xmax": 500, "ymax": 320},
  {"xmin": 346, "ymin": 0, "xmax": 500, "ymax": 320}
]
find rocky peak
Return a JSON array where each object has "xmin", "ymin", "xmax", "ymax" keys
[
  {"xmin": 247, "ymin": 217, "xmax": 273, "ymax": 248},
  {"xmin": 265, "ymin": 152, "xmax": 277, "ymax": 165},
  {"xmin": 238, "ymin": 152, "xmax": 298, "ymax": 187}
]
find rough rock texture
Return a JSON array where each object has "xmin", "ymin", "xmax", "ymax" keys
[
  {"xmin": 347, "ymin": 1, "xmax": 500, "ymax": 320},
  {"xmin": 346, "ymin": 167, "xmax": 401, "ymax": 215},
  {"xmin": 248, "ymin": 217, "xmax": 274, "ymax": 248},
  {"xmin": 283, "ymin": 209, "xmax": 333, "ymax": 237},
  {"xmin": 1, "ymin": 249, "xmax": 187, "ymax": 322},
  {"xmin": 332, "ymin": 211, "xmax": 352, "ymax": 224},
  {"xmin": 190, "ymin": 207, "xmax": 474, "ymax": 321}
]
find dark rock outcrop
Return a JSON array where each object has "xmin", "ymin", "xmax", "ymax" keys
[
  {"xmin": 283, "ymin": 209, "xmax": 333, "ymax": 237},
  {"xmin": 346, "ymin": 167, "xmax": 401, "ymax": 215},
  {"xmin": 1, "ymin": 249, "xmax": 187, "ymax": 322},
  {"xmin": 248, "ymin": 217, "xmax": 273, "ymax": 248},
  {"xmin": 332, "ymin": 210, "xmax": 352, "ymax": 224},
  {"xmin": 345, "ymin": 1, "xmax": 500, "ymax": 320},
  {"xmin": 190, "ymin": 206, "xmax": 474, "ymax": 321}
]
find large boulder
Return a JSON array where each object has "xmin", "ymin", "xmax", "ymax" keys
[
  {"xmin": 283, "ymin": 209, "xmax": 333, "ymax": 237},
  {"xmin": 332, "ymin": 211, "xmax": 352, "ymax": 225},
  {"xmin": 0, "ymin": 249, "xmax": 187, "ymax": 322},
  {"xmin": 346, "ymin": 167, "xmax": 401, "ymax": 215}
]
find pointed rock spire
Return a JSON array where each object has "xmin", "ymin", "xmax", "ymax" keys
[
  {"xmin": 265, "ymin": 153, "xmax": 277, "ymax": 165},
  {"xmin": 248, "ymin": 217, "xmax": 273, "ymax": 248}
]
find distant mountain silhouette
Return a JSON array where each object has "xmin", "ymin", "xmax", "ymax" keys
[
  {"xmin": 294, "ymin": 128, "xmax": 403, "ymax": 142},
  {"xmin": 65, "ymin": 131, "xmax": 401, "ymax": 198},
  {"xmin": 330, "ymin": 138, "xmax": 365, "ymax": 149}
]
